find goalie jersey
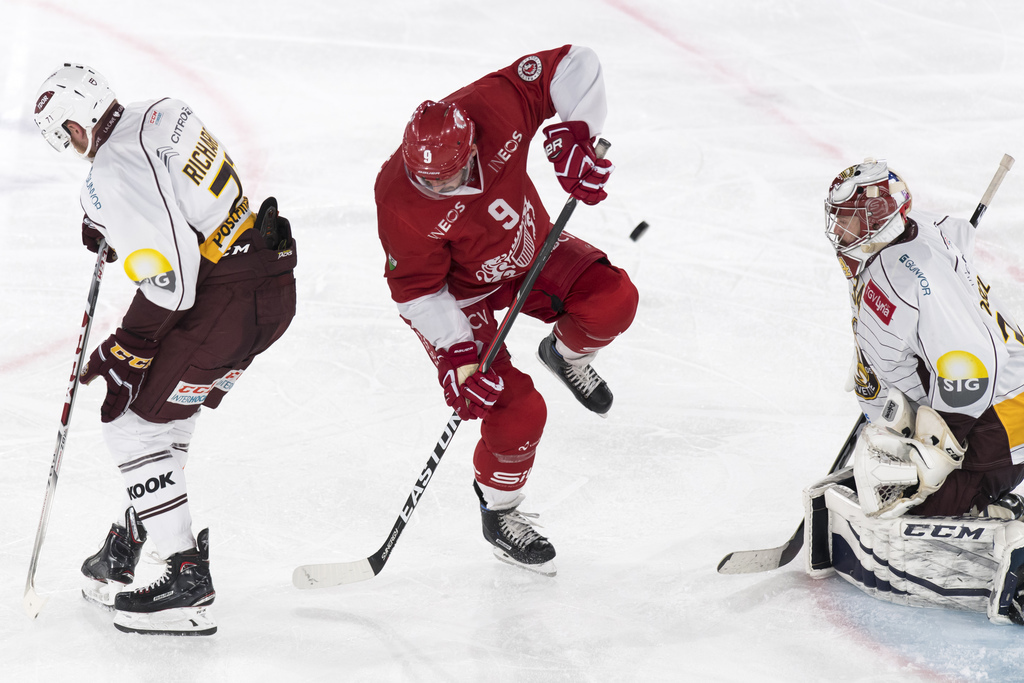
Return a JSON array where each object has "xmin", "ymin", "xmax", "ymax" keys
[{"xmin": 849, "ymin": 210, "xmax": 1024, "ymax": 467}]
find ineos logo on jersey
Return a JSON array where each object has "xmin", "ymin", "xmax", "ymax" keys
[
  {"xmin": 936, "ymin": 350, "xmax": 989, "ymax": 408},
  {"xmin": 127, "ymin": 472, "xmax": 176, "ymax": 500},
  {"xmin": 486, "ymin": 130, "xmax": 524, "ymax": 173},
  {"xmin": 428, "ymin": 201, "xmax": 467, "ymax": 239}
]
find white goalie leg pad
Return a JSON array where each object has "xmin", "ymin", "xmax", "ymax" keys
[
  {"xmin": 988, "ymin": 520, "xmax": 1024, "ymax": 625},
  {"xmin": 825, "ymin": 485, "xmax": 1003, "ymax": 615},
  {"xmin": 803, "ymin": 467, "xmax": 855, "ymax": 578}
]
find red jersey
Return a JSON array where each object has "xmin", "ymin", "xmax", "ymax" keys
[{"xmin": 376, "ymin": 46, "xmax": 573, "ymax": 302}]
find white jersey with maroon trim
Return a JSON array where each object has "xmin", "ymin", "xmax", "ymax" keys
[
  {"xmin": 850, "ymin": 209, "xmax": 1024, "ymax": 462},
  {"xmin": 80, "ymin": 98, "xmax": 252, "ymax": 314}
]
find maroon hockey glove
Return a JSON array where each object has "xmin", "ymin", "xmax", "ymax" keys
[
  {"xmin": 436, "ymin": 341, "xmax": 504, "ymax": 420},
  {"xmin": 80, "ymin": 328, "xmax": 158, "ymax": 423},
  {"xmin": 82, "ymin": 216, "xmax": 117, "ymax": 262},
  {"xmin": 542, "ymin": 121, "xmax": 614, "ymax": 205}
]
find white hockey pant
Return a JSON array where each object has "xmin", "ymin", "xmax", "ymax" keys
[
  {"xmin": 102, "ymin": 410, "xmax": 199, "ymax": 560},
  {"xmin": 803, "ymin": 470, "xmax": 1024, "ymax": 625}
]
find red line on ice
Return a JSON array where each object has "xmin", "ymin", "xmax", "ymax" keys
[{"xmin": 602, "ymin": 0, "xmax": 846, "ymax": 161}]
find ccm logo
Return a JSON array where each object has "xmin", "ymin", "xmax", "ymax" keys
[{"xmin": 903, "ymin": 523, "xmax": 985, "ymax": 540}]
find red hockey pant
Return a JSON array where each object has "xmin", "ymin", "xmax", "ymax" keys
[{"xmin": 454, "ymin": 232, "xmax": 638, "ymax": 492}]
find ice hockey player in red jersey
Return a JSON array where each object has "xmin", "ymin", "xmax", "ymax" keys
[
  {"xmin": 33, "ymin": 64, "xmax": 297, "ymax": 635},
  {"xmin": 375, "ymin": 46, "xmax": 638, "ymax": 575},
  {"xmin": 803, "ymin": 159, "xmax": 1024, "ymax": 625}
]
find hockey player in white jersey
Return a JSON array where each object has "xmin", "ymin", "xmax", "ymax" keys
[
  {"xmin": 804, "ymin": 159, "xmax": 1024, "ymax": 625},
  {"xmin": 33, "ymin": 64, "xmax": 297, "ymax": 635}
]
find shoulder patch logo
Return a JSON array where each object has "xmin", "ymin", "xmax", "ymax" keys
[
  {"xmin": 387, "ymin": 254, "xmax": 398, "ymax": 271},
  {"xmin": 936, "ymin": 350, "xmax": 989, "ymax": 408},
  {"xmin": 125, "ymin": 248, "xmax": 177, "ymax": 292},
  {"xmin": 864, "ymin": 279, "xmax": 895, "ymax": 325},
  {"xmin": 517, "ymin": 56, "xmax": 542, "ymax": 82}
]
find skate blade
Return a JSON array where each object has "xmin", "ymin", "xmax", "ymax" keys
[
  {"xmin": 81, "ymin": 580, "xmax": 125, "ymax": 610},
  {"xmin": 113, "ymin": 606, "xmax": 217, "ymax": 636},
  {"xmin": 492, "ymin": 548, "xmax": 557, "ymax": 577}
]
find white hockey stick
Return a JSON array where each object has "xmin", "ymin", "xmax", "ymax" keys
[
  {"xmin": 24, "ymin": 242, "xmax": 109, "ymax": 618},
  {"xmin": 969, "ymin": 153, "xmax": 1014, "ymax": 228},
  {"xmin": 717, "ymin": 153, "xmax": 1014, "ymax": 575},
  {"xmin": 293, "ymin": 141, "xmax": 611, "ymax": 589}
]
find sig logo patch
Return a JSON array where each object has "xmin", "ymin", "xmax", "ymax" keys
[
  {"xmin": 937, "ymin": 350, "xmax": 989, "ymax": 408},
  {"xmin": 125, "ymin": 248, "xmax": 177, "ymax": 292},
  {"xmin": 863, "ymin": 280, "xmax": 895, "ymax": 325}
]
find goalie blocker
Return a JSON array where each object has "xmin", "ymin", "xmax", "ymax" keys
[{"xmin": 804, "ymin": 466, "xmax": 1024, "ymax": 625}]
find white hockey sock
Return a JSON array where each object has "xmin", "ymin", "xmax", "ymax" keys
[
  {"xmin": 104, "ymin": 411, "xmax": 199, "ymax": 559},
  {"xmin": 554, "ymin": 338, "xmax": 596, "ymax": 366},
  {"xmin": 477, "ymin": 481, "xmax": 526, "ymax": 511}
]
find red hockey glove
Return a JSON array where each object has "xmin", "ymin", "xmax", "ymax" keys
[
  {"xmin": 80, "ymin": 328, "xmax": 158, "ymax": 423},
  {"xmin": 82, "ymin": 216, "xmax": 117, "ymax": 262},
  {"xmin": 542, "ymin": 121, "xmax": 614, "ymax": 206},
  {"xmin": 436, "ymin": 341, "xmax": 504, "ymax": 420}
]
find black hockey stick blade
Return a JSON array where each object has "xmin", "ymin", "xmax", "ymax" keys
[
  {"xmin": 716, "ymin": 414, "xmax": 866, "ymax": 575},
  {"xmin": 716, "ymin": 521, "xmax": 804, "ymax": 574}
]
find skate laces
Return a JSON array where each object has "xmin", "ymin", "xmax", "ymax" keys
[
  {"xmin": 499, "ymin": 509, "xmax": 546, "ymax": 548},
  {"xmin": 130, "ymin": 557, "xmax": 174, "ymax": 594},
  {"xmin": 562, "ymin": 362, "xmax": 602, "ymax": 397}
]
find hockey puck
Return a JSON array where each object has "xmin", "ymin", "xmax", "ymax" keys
[{"xmin": 629, "ymin": 221, "xmax": 649, "ymax": 241}]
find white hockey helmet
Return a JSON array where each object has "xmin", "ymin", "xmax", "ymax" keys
[
  {"xmin": 825, "ymin": 159, "xmax": 912, "ymax": 279},
  {"xmin": 33, "ymin": 63, "xmax": 116, "ymax": 157}
]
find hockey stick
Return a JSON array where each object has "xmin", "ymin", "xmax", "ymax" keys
[
  {"xmin": 716, "ymin": 415, "xmax": 865, "ymax": 574},
  {"xmin": 969, "ymin": 153, "xmax": 1014, "ymax": 227},
  {"xmin": 716, "ymin": 153, "xmax": 1015, "ymax": 575},
  {"xmin": 293, "ymin": 140, "xmax": 612, "ymax": 589},
  {"xmin": 24, "ymin": 241, "xmax": 109, "ymax": 617}
]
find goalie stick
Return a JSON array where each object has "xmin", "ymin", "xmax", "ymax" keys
[
  {"xmin": 24, "ymin": 241, "xmax": 109, "ymax": 617},
  {"xmin": 293, "ymin": 140, "xmax": 612, "ymax": 590},
  {"xmin": 716, "ymin": 153, "xmax": 1014, "ymax": 575}
]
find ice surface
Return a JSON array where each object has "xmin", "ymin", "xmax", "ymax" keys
[{"xmin": 5, "ymin": 1, "xmax": 1024, "ymax": 681}]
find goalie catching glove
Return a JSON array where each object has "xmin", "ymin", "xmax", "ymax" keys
[
  {"xmin": 542, "ymin": 121, "xmax": 613, "ymax": 205},
  {"xmin": 854, "ymin": 396, "xmax": 966, "ymax": 518},
  {"xmin": 81, "ymin": 328, "xmax": 158, "ymax": 423},
  {"xmin": 436, "ymin": 341, "xmax": 504, "ymax": 420}
]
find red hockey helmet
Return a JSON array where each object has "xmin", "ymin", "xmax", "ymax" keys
[
  {"xmin": 402, "ymin": 100, "xmax": 476, "ymax": 180},
  {"xmin": 825, "ymin": 159, "xmax": 912, "ymax": 279}
]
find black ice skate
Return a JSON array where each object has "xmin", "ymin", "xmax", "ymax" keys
[
  {"xmin": 113, "ymin": 528, "xmax": 216, "ymax": 636},
  {"xmin": 537, "ymin": 333, "xmax": 613, "ymax": 415},
  {"xmin": 975, "ymin": 493, "xmax": 1024, "ymax": 520},
  {"xmin": 81, "ymin": 507, "xmax": 147, "ymax": 608},
  {"xmin": 475, "ymin": 482, "xmax": 557, "ymax": 576}
]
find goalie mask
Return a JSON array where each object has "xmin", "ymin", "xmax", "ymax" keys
[
  {"xmin": 825, "ymin": 160, "xmax": 912, "ymax": 279},
  {"xmin": 33, "ymin": 63, "xmax": 116, "ymax": 158}
]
